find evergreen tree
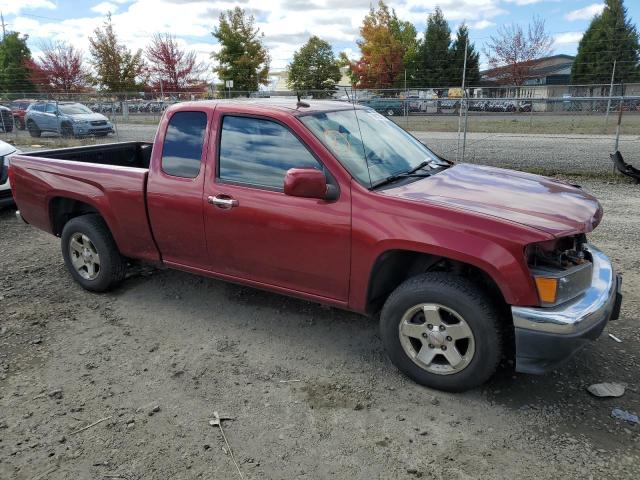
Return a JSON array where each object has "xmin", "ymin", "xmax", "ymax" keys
[
  {"xmin": 212, "ymin": 7, "xmax": 270, "ymax": 93},
  {"xmin": 449, "ymin": 24, "xmax": 480, "ymax": 87},
  {"xmin": 287, "ymin": 36, "xmax": 341, "ymax": 94},
  {"xmin": 572, "ymin": 0, "xmax": 640, "ymax": 84},
  {"xmin": 416, "ymin": 7, "xmax": 451, "ymax": 87},
  {"xmin": 0, "ymin": 32, "xmax": 36, "ymax": 93}
]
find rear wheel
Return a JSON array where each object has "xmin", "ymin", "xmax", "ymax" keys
[
  {"xmin": 386, "ymin": 109, "xmax": 395, "ymax": 116},
  {"xmin": 16, "ymin": 118, "xmax": 25, "ymax": 130},
  {"xmin": 380, "ymin": 272, "xmax": 503, "ymax": 392},
  {"xmin": 61, "ymin": 215, "xmax": 126, "ymax": 292},
  {"xmin": 27, "ymin": 120, "xmax": 41, "ymax": 137}
]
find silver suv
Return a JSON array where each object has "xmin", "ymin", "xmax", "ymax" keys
[{"xmin": 25, "ymin": 102, "xmax": 114, "ymax": 138}]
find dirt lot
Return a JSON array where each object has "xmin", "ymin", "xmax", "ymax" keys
[{"xmin": 1, "ymin": 175, "xmax": 639, "ymax": 480}]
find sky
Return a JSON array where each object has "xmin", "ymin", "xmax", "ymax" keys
[{"xmin": 1, "ymin": 0, "xmax": 639, "ymax": 83}]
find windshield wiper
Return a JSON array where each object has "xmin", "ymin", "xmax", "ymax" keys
[{"xmin": 370, "ymin": 161, "xmax": 432, "ymax": 189}]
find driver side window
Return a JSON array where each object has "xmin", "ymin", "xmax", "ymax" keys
[
  {"xmin": 218, "ymin": 115, "xmax": 321, "ymax": 190},
  {"xmin": 45, "ymin": 104, "xmax": 57, "ymax": 114}
]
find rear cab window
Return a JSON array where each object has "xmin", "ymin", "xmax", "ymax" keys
[
  {"xmin": 161, "ymin": 111, "xmax": 207, "ymax": 178},
  {"xmin": 217, "ymin": 115, "xmax": 321, "ymax": 190}
]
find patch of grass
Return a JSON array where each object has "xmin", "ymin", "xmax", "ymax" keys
[{"xmin": 392, "ymin": 113, "xmax": 640, "ymax": 135}]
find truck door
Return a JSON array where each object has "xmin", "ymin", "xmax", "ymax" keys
[
  {"xmin": 203, "ymin": 110, "xmax": 351, "ymax": 302},
  {"xmin": 147, "ymin": 108, "xmax": 212, "ymax": 268}
]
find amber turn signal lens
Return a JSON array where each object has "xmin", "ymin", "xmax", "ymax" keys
[{"xmin": 534, "ymin": 277, "xmax": 558, "ymax": 304}]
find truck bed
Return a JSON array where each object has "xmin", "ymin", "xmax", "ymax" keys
[
  {"xmin": 10, "ymin": 141, "xmax": 160, "ymax": 263},
  {"xmin": 31, "ymin": 141, "xmax": 153, "ymax": 169}
]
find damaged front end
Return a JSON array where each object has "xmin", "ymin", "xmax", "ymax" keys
[{"xmin": 512, "ymin": 238, "xmax": 623, "ymax": 375}]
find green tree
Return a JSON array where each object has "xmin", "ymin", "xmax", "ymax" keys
[
  {"xmin": 287, "ymin": 36, "xmax": 341, "ymax": 94},
  {"xmin": 212, "ymin": 7, "xmax": 270, "ymax": 93},
  {"xmin": 416, "ymin": 7, "xmax": 451, "ymax": 87},
  {"xmin": 88, "ymin": 14, "xmax": 145, "ymax": 92},
  {"xmin": 572, "ymin": 0, "xmax": 640, "ymax": 84},
  {"xmin": 389, "ymin": 12, "xmax": 418, "ymax": 88},
  {"xmin": 448, "ymin": 24, "xmax": 480, "ymax": 87},
  {"xmin": 0, "ymin": 32, "xmax": 36, "ymax": 93}
]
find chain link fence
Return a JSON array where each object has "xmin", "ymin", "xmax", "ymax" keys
[{"xmin": 1, "ymin": 84, "xmax": 639, "ymax": 176}]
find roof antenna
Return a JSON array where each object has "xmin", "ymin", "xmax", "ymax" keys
[{"xmin": 296, "ymin": 90, "xmax": 309, "ymax": 108}]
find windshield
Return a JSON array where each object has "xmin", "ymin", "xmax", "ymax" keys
[
  {"xmin": 299, "ymin": 108, "xmax": 443, "ymax": 187},
  {"xmin": 59, "ymin": 103, "xmax": 93, "ymax": 115}
]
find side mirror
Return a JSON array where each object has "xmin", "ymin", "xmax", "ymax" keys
[{"xmin": 284, "ymin": 168, "xmax": 330, "ymax": 200}]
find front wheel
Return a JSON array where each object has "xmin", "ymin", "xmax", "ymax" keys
[
  {"xmin": 61, "ymin": 214, "xmax": 126, "ymax": 292},
  {"xmin": 380, "ymin": 273, "xmax": 503, "ymax": 392},
  {"xmin": 27, "ymin": 120, "xmax": 41, "ymax": 137},
  {"xmin": 60, "ymin": 123, "xmax": 74, "ymax": 138},
  {"xmin": 386, "ymin": 108, "xmax": 395, "ymax": 116}
]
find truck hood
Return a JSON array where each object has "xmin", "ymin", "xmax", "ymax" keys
[
  {"xmin": 64, "ymin": 113, "xmax": 109, "ymax": 122},
  {"xmin": 381, "ymin": 163, "xmax": 602, "ymax": 237}
]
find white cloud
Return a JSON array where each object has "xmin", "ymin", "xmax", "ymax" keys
[
  {"xmin": 0, "ymin": 0, "xmax": 56, "ymax": 16},
  {"xmin": 91, "ymin": 2, "xmax": 119, "ymax": 15},
  {"xmin": 9, "ymin": 0, "xmax": 510, "ymax": 80},
  {"xmin": 553, "ymin": 31, "xmax": 583, "ymax": 46},
  {"xmin": 504, "ymin": 0, "xmax": 544, "ymax": 4},
  {"xmin": 565, "ymin": 3, "xmax": 604, "ymax": 22},
  {"xmin": 471, "ymin": 19, "xmax": 495, "ymax": 30}
]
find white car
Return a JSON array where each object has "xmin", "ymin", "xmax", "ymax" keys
[{"xmin": 0, "ymin": 139, "xmax": 20, "ymax": 208}]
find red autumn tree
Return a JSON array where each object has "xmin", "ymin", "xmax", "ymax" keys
[
  {"xmin": 35, "ymin": 42, "xmax": 90, "ymax": 92},
  {"xmin": 349, "ymin": 1, "xmax": 406, "ymax": 89},
  {"xmin": 145, "ymin": 33, "xmax": 207, "ymax": 92}
]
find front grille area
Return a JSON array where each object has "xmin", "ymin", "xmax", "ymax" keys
[
  {"xmin": 91, "ymin": 120, "xmax": 107, "ymax": 126},
  {"xmin": 0, "ymin": 109, "xmax": 13, "ymax": 129}
]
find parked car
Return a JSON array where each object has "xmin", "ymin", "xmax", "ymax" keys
[
  {"xmin": 10, "ymin": 99, "xmax": 34, "ymax": 130},
  {"xmin": 361, "ymin": 97, "xmax": 404, "ymax": 116},
  {"xmin": 25, "ymin": 102, "xmax": 114, "ymax": 138},
  {"xmin": 0, "ymin": 105, "xmax": 14, "ymax": 132},
  {"xmin": 518, "ymin": 101, "xmax": 533, "ymax": 113},
  {"xmin": 0, "ymin": 139, "xmax": 20, "ymax": 207},
  {"xmin": 9, "ymin": 99, "xmax": 622, "ymax": 392}
]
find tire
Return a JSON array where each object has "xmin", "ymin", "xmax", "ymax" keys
[
  {"xmin": 60, "ymin": 123, "xmax": 74, "ymax": 138},
  {"xmin": 17, "ymin": 118, "xmax": 25, "ymax": 130},
  {"xmin": 380, "ymin": 272, "xmax": 503, "ymax": 392},
  {"xmin": 27, "ymin": 120, "xmax": 41, "ymax": 137},
  {"xmin": 61, "ymin": 214, "xmax": 126, "ymax": 292},
  {"xmin": 386, "ymin": 109, "xmax": 395, "ymax": 116}
]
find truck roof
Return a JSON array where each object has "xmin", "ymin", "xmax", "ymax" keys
[{"xmin": 170, "ymin": 98, "xmax": 364, "ymax": 116}]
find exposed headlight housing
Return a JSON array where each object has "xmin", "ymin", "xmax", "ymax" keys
[{"xmin": 526, "ymin": 236, "xmax": 593, "ymax": 306}]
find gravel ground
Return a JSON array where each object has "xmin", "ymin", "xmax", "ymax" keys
[
  {"xmin": 1, "ymin": 175, "xmax": 639, "ymax": 479},
  {"xmin": 4, "ymin": 123, "xmax": 639, "ymax": 176}
]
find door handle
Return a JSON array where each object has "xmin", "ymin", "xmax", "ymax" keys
[{"xmin": 208, "ymin": 195, "xmax": 238, "ymax": 208}]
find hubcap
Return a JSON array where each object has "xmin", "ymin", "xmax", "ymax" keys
[
  {"xmin": 398, "ymin": 304, "xmax": 475, "ymax": 375},
  {"xmin": 69, "ymin": 233, "xmax": 101, "ymax": 280}
]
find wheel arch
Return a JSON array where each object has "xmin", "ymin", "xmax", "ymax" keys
[
  {"xmin": 49, "ymin": 196, "xmax": 106, "ymax": 237},
  {"xmin": 364, "ymin": 248, "xmax": 510, "ymax": 316}
]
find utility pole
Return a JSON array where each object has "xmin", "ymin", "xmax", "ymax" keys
[
  {"xmin": 456, "ymin": 38, "xmax": 469, "ymax": 163},
  {"xmin": 404, "ymin": 69, "xmax": 407, "ymax": 120},
  {"xmin": 1, "ymin": 12, "xmax": 8, "ymax": 39},
  {"xmin": 604, "ymin": 60, "xmax": 617, "ymax": 131}
]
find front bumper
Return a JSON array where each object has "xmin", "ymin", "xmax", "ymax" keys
[
  {"xmin": 72, "ymin": 123, "xmax": 114, "ymax": 136},
  {"xmin": 512, "ymin": 244, "xmax": 622, "ymax": 374}
]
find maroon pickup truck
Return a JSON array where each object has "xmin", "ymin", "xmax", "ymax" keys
[{"xmin": 9, "ymin": 99, "xmax": 622, "ymax": 391}]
